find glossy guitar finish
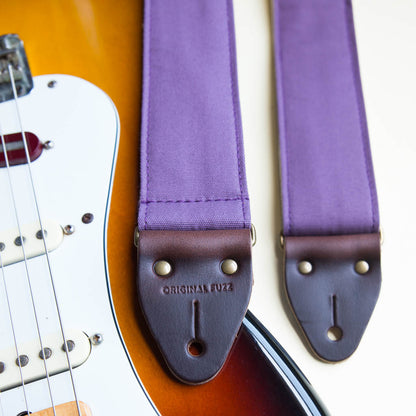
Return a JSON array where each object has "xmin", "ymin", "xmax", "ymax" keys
[{"xmin": 0, "ymin": 2, "xmax": 326, "ymax": 415}]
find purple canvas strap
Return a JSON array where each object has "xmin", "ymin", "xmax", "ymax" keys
[
  {"xmin": 274, "ymin": 0, "xmax": 381, "ymax": 361},
  {"xmin": 137, "ymin": 0, "xmax": 253, "ymax": 384}
]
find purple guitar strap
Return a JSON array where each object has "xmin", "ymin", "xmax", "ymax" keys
[
  {"xmin": 137, "ymin": 0, "xmax": 252, "ymax": 384},
  {"xmin": 273, "ymin": 0, "xmax": 381, "ymax": 361}
]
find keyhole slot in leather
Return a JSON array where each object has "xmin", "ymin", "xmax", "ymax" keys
[
  {"xmin": 187, "ymin": 339, "xmax": 204, "ymax": 357},
  {"xmin": 327, "ymin": 326, "xmax": 343, "ymax": 342}
]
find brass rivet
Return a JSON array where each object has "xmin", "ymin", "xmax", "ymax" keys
[
  {"xmin": 250, "ymin": 225, "xmax": 257, "ymax": 247},
  {"xmin": 298, "ymin": 260, "xmax": 313, "ymax": 275},
  {"xmin": 355, "ymin": 260, "xmax": 370, "ymax": 275},
  {"xmin": 280, "ymin": 233, "xmax": 285, "ymax": 249},
  {"xmin": 221, "ymin": 259, "xmax": 238, "ymax": 275},
  {"xmin": 154, "ymin": 260, "xmax": 172, "ymax": 277}
]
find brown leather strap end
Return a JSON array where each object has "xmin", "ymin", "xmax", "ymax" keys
[
  {"xmin": 137, "ymin": 229, "xmax": 253, "ymax": 384},
  {"xmin": 284, "ymin": 233, "xmax": 381, "ymax": 362}
]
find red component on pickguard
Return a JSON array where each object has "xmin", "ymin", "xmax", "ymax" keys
[{"xmin": 0, "ymin": 132, "xmax": 43, "ymax": 167}]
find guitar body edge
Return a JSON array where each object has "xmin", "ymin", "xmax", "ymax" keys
[{"xmin": 0, "ymin": 74, "xmax": 157, "ymax": 415}]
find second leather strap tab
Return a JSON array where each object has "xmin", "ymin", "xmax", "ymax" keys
[
  {"xmin": 284, "ymin": 233, "xmax": 381, "ymax": 361},
  {"xmin": 137, "ymin": 229, "xmax": 252, "ymax": 384}
]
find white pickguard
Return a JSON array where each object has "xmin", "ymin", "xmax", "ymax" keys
[{"xmin": 0, "ymin": 75, "xmax": 158, "ymax": 415}]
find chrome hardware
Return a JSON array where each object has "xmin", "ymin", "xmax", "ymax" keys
[
  {"xmin": 250, "ymin": 224, "xmax": 257, "ymax": 247},
  {"xmin": 91, "ymin": 333, "xmax": 104, "ymax": 345},
  {"xmin": 63, "ymin": 224, "xmax": 75, "ymax": 235},
  {"xmin": 43, "ymin": 140, "xmax": 55, "ymax": 150},
  {"xmin": 134, "ymin": 226, "xmax": 139, "ymax": 248},
  {"xmin": 81, "ymin": 213, "xmax": 94, "ymax": 224},
  {"xmin": 0, "ymin": 34, "xmax": 33, "ymax": 103}
]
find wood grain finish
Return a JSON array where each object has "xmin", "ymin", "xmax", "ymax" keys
[
  {"xmin": 32, "ymin": 401, "xmax": 91, "ymax": 416},
  {"xmin": 0, "ymin": 2, "xmax": 301, "ymax": 415}
]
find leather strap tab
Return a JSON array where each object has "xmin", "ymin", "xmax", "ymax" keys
[
  {"xmin": 284, "ymin": 233, "xmax": 381, "ymax": 361},
  {"xmin": 273, "ymin": 0, "xmax": 382, "ymax": 360},
  {"xmin": 138, "ymin": 0, "xmax": 252, "ymax": 383},
  {"xmin": 137, "ymin": 229, "xmax": 252, "ymax": 384}
]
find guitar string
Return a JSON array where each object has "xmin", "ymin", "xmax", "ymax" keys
[
  {"xmin": 0, "ymin": 203, "xmax": 28, "ymax": 416},
  {"xmin": 0, "ymin": 117, "xmax": 56, "ymax": 415},
  {"xmin": 0, "ymin": 132, "xmax": 30, "ymax": 414},
  {"xmin": 0, "ymin": 381, "xmax": 4, "ymax": 416},
  {"xmin": 0, "ymin": 249, "xmax": 30, "ymax": 414},
  {"xmin": 0, "ymin": 392, "xmax": 3, "ymax": 416},
  {"xmin": 8, "ymin": 65, "xmax": 82, "ymax": 416}
]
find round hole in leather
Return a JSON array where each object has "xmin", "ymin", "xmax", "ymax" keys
[
  {"xmin": 187, "ymin": 339, "xmax": 205, "ymax": 357},
  {"xmin": 327, "ymin": 326, "xmax": 343, "ymax": 342}
]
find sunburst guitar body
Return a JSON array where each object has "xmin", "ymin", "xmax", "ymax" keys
[{"xmin": 0, "ymin": 2, "xmax": 325, "ymax": 416}]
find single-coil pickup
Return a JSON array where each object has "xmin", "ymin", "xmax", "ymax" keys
[
  {"xmin": 0, "ymin": 329, "xmax": 91, "ymax": 391},
  {"xmin": 0, "ymin": 219, "xmax": 63, "ymax": 267}
]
